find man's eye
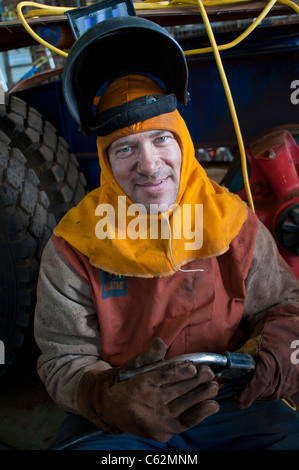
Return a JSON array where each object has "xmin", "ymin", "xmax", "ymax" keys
[
  {"xmin": 119, "ymin": 146, "xmax": 132, "ymax": 153},
  {"xmin": 156, "ymin": 135, "xmax": 171, "ymax": 144},
  {"xmin": 157, "ymin": 136, "xmax": 167, "ymax": 142}
]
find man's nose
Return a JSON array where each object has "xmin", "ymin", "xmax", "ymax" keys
[{"xmin": 137, "ymin": 143, "xmax": 162, "ymax": 175}]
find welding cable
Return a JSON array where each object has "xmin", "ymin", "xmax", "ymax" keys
[
  {"xmin": 138, "ymin": 0, "xmax": 278, "ymax": 58},
  {"xmin": 188, "ymin": 0, "xmax": 299, "ymax": 210},
  {"xmin": 277, "ymin": 0, "xmax": 299, "ymax": 13},
  {"xmin": 20, "ymin": 3, "xmax": 71, "ymax": 17},
  {"xmin": 136, "ymin": 0, "xmax": 298, "ymax": 13},
  {"xmin": 21, "ymin": 0, "xmax": 274, "ymax": 60},
  {"xmin": 184, "ymin": 0, "xmax": 277, "ymax": 56},
  {"xmin": 16, "ymin": 1, "xmax": 71, "ymax": 57},
  {"xmin": 16, "ymin": 0, "xmax": 299, "ymax": 59},
  {"xmin": 138, "ymin": 0, "xmax": 252, "ymax": 7}
]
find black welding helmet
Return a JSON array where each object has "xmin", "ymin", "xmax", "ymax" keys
[{"xmin": 62, "ymin": 16, "xmax": 189, "ymax": 137}]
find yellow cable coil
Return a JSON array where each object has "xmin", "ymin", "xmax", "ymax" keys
[{"xmin": 16, "ymin": 0, "xmax": 299, "ymax": 211}]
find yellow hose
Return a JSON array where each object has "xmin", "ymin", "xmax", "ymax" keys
[
  {"xmin": 21, "ymin": 4, "xmax": 73, "ymax": 18},
  {"xmin": 193, "ymin": 0, "xmax": 255, "ymax": 210},
  {"xmin": 276, "ymin": 0, "xmax": 299, "ymax": 13},
  {"xmin": 17, "ymin": 0, "xmax": 299, "ymax": 55}
]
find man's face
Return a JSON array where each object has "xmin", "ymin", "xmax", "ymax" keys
[{"xmin": 107, "ymin": 130, "xmax": 182, "ymax": 212}]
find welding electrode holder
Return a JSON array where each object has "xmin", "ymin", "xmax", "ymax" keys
[{"xmin": 119, "ymin": 352, "xmax": 256, "ymax": 382}]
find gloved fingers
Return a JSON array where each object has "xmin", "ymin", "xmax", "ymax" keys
[
  {"xmin": 120, "ymin": 337, "xmax": 167, "ymax": 373},
  {"xmin": 144, "ymin": 363, "xmax": 215, "ymax": 403},
  {"xmin": 154, "ymin": 398, "xmax": 220, "ymax": 440},
  {"xmin": 179, "ymin": 399, "xmax": 220, "ymax": 429},
  {"xmin": 165, "ymin": 364, "xmax": 216, "ymax": 400},
  {"xmin": 167, "ymin": 380, "xmax": 219, "ymax": 416},
  {"xmin": 157, "ymin": 362, "xmax": 215, "ymax": 386},
  {"xmin": 145, "ymin": 360, "xmax": 198, "ymax": 387}
]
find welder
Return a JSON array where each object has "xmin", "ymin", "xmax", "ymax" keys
[{"xmin": 34, "ymin": 17, "xmax": 299, "ymax": 450}]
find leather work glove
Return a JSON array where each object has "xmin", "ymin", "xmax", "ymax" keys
[
  {"xmin": 234, "ymin": 306, "xmax": 299, "ymax": 409},
  {"xmin": 77, "ymin": 337, "xmax": 220, "ymax": 442}
]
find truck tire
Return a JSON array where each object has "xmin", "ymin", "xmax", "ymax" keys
[
  {"xmin": 0, "ymin": 130, "xmax": 57, "ymax": 378},
  {"xmin": 0, "ymin": 94, "xmax": 86, "ymax": 222},
  {"xmin": 0, "ymin": 96, "xmax": 87, "ymax": 379}
]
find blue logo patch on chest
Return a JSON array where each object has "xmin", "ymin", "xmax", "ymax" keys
[{"xmin": 100, "ymin": 270, "xmax": 127, "ymax": 299}]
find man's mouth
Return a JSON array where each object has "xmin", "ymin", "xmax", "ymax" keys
[
  {"xmin": 135, "ymin": 177, "xmax": 169, "ymax": 188},
  {"xmin": 135, "ymin": 177, "xmax": 169, "ymax": 194}
]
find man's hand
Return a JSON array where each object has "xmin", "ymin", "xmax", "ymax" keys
[
  {"xmin": 234, "ymin": 308, "xmax": 299, "ymax": 408},
  {"xmin": 77, "ymin": 338, "xmax": 219, "ymax": 442}
]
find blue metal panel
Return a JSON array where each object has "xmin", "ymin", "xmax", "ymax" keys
[
  {"xmin": 181, "ymin": 54, "xmax": 299, "ymax": 147},
  {"xmin": 179, "ymin": 51, "xmax": 299, "ymax": 148},
  {"xmin": 178, "ymin": 23, "xmax": 299, "ymax": 147}
]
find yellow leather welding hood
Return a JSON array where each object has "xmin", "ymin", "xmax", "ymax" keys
[{"xmin": 55, "ymin": 74, "xmax": 247, "ymax": 277}]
